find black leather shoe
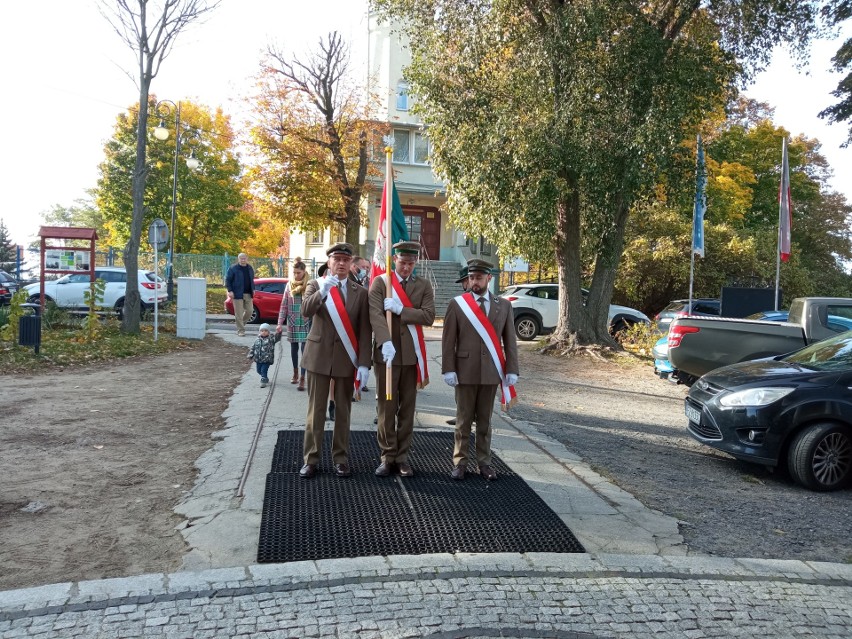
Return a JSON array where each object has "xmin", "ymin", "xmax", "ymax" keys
[
  {"xmin": 299, "ymin": 464, "xmax": 317, "ymax": 479},
  {"xmin": 335, "ymin": 463, "xmax": 352, "ymax": 477},
  {"xmin": 480, "ymin": 465, "xmax": 497, "ymax": 481},
  {"xmin": 451, "ymin": 465, "xmax": 465, "ymax": 481},
  {"xmin": 398, "ymin": 462, "xmax": 414, "ymax": 477},
  {"xmin": 374, "ymin": 462, "xmax": 394, "ymax": 477},
  {"xmin": 446, "ymin": 418, "xmax": 456, "ymax": 425},
  {"xmin": 328, "ymin": 401, "xmax": 336, "ymax": 422}
]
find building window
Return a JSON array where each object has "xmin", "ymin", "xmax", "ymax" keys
[
  {"xmin": 392, "ymin": 129, "xmax": 411, "ymax": 163},
  {"xmin": 333, "ymin": 225, "xmax": 346, "ymax": 243},
  {"xmin": 308, "ymin": 230, "xmax": 323, "ymax": 245},
  {"xmin": 403, "ymin": 214, "xmax": 422, "ymax": 243},
  {"xmin": 396, "ymin": 82, "xmax": 410, "ymax": 111},
  {"xmin": 413, "ymin": 131, "xmax": 429, "ymax": 165},
  {"xmin": 479, "ymin": 236, "xmax": 491, "ymax": 256}
]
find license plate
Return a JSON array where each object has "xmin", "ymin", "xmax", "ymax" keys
[{"xmin": 685, "ymin": 403, "xmax": 701, "ymax": 424}]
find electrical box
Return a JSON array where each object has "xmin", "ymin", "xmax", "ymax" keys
[{"xmin": 176, "ymin": 277, "xmax": 207, "ymax": 339}]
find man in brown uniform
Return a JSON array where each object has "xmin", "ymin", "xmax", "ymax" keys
[
  {"xmin": 299, "ymin": 243, "xmax": 372, "ymax": 479},
  {"xmin": 369, "ymin": 241, "xmax": 436, "ymax": 477},
  {"xmin": 442, "ymin": 258, "xmax": 519, "ymax": 481}
]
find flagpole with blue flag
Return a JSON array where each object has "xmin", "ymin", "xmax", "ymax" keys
[{"xmin": 689, "ymin": 134, "xmax": 707, "ymax": 314}]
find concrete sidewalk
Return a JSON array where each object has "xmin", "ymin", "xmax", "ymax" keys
[{"xmin": 2, "ymin": 328, "xmax": 851, "ymax": 638}]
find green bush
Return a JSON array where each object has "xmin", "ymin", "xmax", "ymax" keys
[{"xmin": 617, "ymin": 321, "xmax": 664, "ymax": 358}]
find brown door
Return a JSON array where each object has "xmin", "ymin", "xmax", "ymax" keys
[{"xmin": 403, "ymin": 206, "xmax": 441, "ymax": 260}]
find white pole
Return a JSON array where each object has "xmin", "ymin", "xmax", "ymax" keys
[
  {"xmin": 774, "ymin": 138, "xmax": 786, "ymax": 311},
  {"xmin": 154, "ymin": 242, "xmax": 159, "ymax": 341}
]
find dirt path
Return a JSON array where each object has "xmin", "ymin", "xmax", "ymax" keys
[{"xmin": 0, "ymin": 337, "xmax": 245, "ymax": 591}]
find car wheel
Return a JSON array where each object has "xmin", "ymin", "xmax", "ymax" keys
[
  {"xmin": 610, "ymin": 318, "xmax": 631, "ymax": 336},
  {"xmin": 514, "ymin": 315, "xmax": 540, "ymax": 341},
  {"xmin": 787, "ymin": 423, "xmax": 852, "ymax": 491},
  {"xmin": 249, "ymin": 305, "xmax": 259, "ymax": 324}
]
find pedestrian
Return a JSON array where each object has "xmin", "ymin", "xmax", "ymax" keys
[
  {"xmin": 349, "ymin": 255, "xmax": 370, "ymax": 286},
  {"xmin": 441, "ymin": 258, "xmax": 519, "ymax": 481},
  {"xmin": 447, "ymin": 265, "xmax": 469, "ymax": 426},
  {"xmin": 225, "ymin": 252, "xmax": 254, "ymax": 337},
  {"xmin": 277, "ymin": 260, "xmax": 310, "ymax": 391},
  {"xmin": 246, "ymin": 323, "xmax": 282, "ymax": 388},
  {"xmin": 299, "ymin": 243, "xmax": 372, "ymax": 479},
  {"xmin": 369, "ymin": 241, "xmax": 436, "ymax": 478}
]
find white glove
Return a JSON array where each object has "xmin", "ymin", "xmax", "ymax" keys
[
  {"xmin": 506, "ymin": 373, "xmax": 518, "ymax": 386},
  {"xmin": 381, "ymin": 341, "xmax": 396, "ymax": 363},
  {"xmin": 318, "ymin": 275, "xmax": 338, "ymax": 298},
  {"xmin": 443, "ymin": 372, "xmax": 458, "ymax": 387},
  {"xmin": 356, "ymin": 366, "xmax": 370, "ymax": 390},
  {"xmin": 384, "ymin": 297, "xmax": 403, "ymax": 315}
]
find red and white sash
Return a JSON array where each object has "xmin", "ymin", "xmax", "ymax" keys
[
  {"xmin": 456, "ymin": 292, "xmax": 517, "ymax": 410},
  {"xmin": 390, "ymin": 272, "xmax": 429, "ymax": 388},
  {"xmin": 324, "ymin": 280, "xmax": 360, "ymax": 398}
]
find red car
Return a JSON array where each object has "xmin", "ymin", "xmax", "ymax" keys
[{"xmin": 224, "ymin": 277, "xmax": 288, "ymax": 324}]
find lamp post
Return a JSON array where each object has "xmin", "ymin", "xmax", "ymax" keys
[{"xmin": 153, "ymin": 100, "xmax": 201, "ymax": 302}]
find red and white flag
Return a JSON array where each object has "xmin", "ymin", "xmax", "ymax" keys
[{"xmin": 778, "ymin": 137, "xmax": 793, "ymax": 262}]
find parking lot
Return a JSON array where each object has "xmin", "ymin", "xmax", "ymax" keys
[{"xmin": 513, "ymin": 343, "xmax": 852, "ymax": 563}]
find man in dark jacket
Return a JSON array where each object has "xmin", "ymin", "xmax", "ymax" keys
[{"xmin": 225, "ymin": 253, "xmax": 255, "ymax": 336}]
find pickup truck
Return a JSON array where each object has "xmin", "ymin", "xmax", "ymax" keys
[{"xmin": 667, "ymin": 297, "xmax": 852, "ymax": 386}]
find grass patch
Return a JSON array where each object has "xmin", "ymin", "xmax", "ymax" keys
[
  {"xmin": 0, "ymin": 321, "xmax": 199, "ymax": 375},
  {"xmin": 207, "ymin": 285, "xmax": 228, "ymax": 313}
]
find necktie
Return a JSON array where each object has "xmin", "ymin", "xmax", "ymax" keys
[
  {"xmin": 401, "ymin": 278, "xmax": 408, "ymax": 291},
  {"xmin": 478, "ymin": 295, "xmax": 486, "ymax": 315},
  {"xmin": 338, "ymin": 282, "xmax": 345, "ymax": 302}
]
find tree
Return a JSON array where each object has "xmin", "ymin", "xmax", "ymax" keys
[
  {"xmin": 374, "ymin": 0, "xmax": 820, "ymax": 348},
  {"xmin": 247, "ymin": 31, "xmax": 381, "ymax": 248},
  {"xmin": 617, "ymin": 102, "xmax": 852, "ymax": 314},
  {"xmin": 95, "ymin": 98, "xmax": 251, "ymax": 254},
  {"xmin": 820, "ymin": 1, "xmax": 852, "ymax": 144},
  {"xmin": 0, "ymin": 219, "xmax": 16, "ymax": 274},
  {"xmin": 39, "ymin": 196, "xmax": 107, "ymax": 239},
  {"xmin": 99, "ymin": 0, "xmax": 220, "ymax": 334}
]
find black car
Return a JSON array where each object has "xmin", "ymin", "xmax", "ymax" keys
[
  {"xmin": 686, "ymin": 331, "xmax": 852, "ymax": 491},
  {"xmin": 0, "ymin": 270, "xmax": 20, "ymax": 305}
]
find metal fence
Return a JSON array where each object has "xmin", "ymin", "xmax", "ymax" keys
[{"xmin": 15, "ymin": 248, "xmax": 320, "ymax": 285}]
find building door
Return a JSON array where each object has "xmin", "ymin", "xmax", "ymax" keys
[{"xmin": 403, "ymin": 206, "xmax": 441, "ymax": 260}]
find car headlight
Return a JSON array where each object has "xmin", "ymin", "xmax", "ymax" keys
[{"xmin": 719, "ymin": 387, "xmax": 794, "ymax": 408}]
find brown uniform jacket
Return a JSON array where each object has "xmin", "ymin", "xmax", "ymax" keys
[
  {"xmin": 301, "ymin": 277, "xmax": 372, "ymax": 376},
  {"xmin": 441, "ymin": 292, "xmax": 519, "ymax": 385},
  {"xmin": 369, "ymin": 273, "xmax": 436, "ymax": 366}
]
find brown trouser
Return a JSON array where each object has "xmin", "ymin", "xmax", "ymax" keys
[
  {"xmin": 375, "ymin": 363, "xmax": 418, "ymax": 464},
  {"xmin": 303, "ymin": 370, "xmax": 354, "ymax": 465},
  {"xmin": 232, "ymin": 295, "xmax": 253, "ymax": 333},
  {"xmin": 453, "ymin": 383, "xmax": 499, "ymax": 467}
]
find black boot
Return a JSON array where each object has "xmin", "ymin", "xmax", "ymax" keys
[{"xmin": 327, "ymin": 400, "xmax": 336, "ymax": 422}]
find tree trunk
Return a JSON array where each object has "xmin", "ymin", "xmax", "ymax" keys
[
  {"xmin": 551, "ymin": 180, "xmax": 584, "ymax": 347},
  {"xmin": 122, "ymin": 82, "xmax": 150, "ymax": 334}
]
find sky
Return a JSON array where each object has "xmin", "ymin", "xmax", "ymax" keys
[{"xmin": 1, "ymin": 1, "xmax": 851, "ymax": 247}]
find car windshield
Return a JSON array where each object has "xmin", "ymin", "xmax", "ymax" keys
[{"xmin": 783, "ymin": 331, "xmax": 852, "ymax": 371}]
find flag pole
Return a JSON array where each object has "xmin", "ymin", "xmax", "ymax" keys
[
  {"xmin": 384, "ymin": 144, "xmax": 393, "ymax": 401},
  {"xmin": 774, "ymin": 137, "xmax": 786, "ymax": 311}
]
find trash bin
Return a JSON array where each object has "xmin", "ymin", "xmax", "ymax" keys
[{"xmin": 19, "ymin": 314, "xmax": 41, "ymax": 353}]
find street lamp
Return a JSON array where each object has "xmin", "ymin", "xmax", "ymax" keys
[{"xmin": 153, "ymin": 99, "xmax": 201, "ymax": 302}]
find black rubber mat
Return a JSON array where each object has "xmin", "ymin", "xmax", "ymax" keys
[{"xmin": 257, "ymin": 430, "xmax": 585, "ymax": 562}]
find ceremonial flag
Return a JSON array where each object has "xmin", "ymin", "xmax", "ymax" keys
[
  {"xmin": 370, "ymin": 178, "xmax": 409, "ymax": 285},
  {"xmin": 691, "ymin": 134, "xmax": 707, "ymax": 258},
  {"xmin": 778, "ymin": 138, "xmax": 793, "ymax": 262}
]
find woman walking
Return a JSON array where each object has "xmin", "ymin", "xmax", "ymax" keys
[{"xmin": 277, "ymin": 260, "xmax": 311, "ymax": 391}]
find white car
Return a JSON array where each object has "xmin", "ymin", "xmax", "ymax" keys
[
  {"xmin": 501, "ymin": 283, "xmax": 650, "ymax": 340},
  {"xmin": 25, "ymin": 267, "xmax": 167, "ymax": 317}
]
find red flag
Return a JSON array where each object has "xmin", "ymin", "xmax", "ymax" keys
[
  {"xmin": 778, "ymin": 138, "xmax": 792, "ymax": 262},
  {"xmin": 370, "ymin": 179, "xmax": 409, "ymax": 285}
]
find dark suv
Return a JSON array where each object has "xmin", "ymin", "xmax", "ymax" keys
[
  {"xmin": 655, "ymin": 298, "xmax": 720, "ymax": 331},
  {"xmin": 0, "ymin": 270, "xmax": 20, "ymax": 305}
]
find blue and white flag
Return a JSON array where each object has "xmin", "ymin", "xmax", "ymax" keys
[{"xmin": 692, "ymin": 134, "xmax": 707, "ymax": 258}]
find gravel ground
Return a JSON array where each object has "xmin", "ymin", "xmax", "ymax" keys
[{"xmin": 513, "ymin": 342, "xmax": 852, "ymax": 563}]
